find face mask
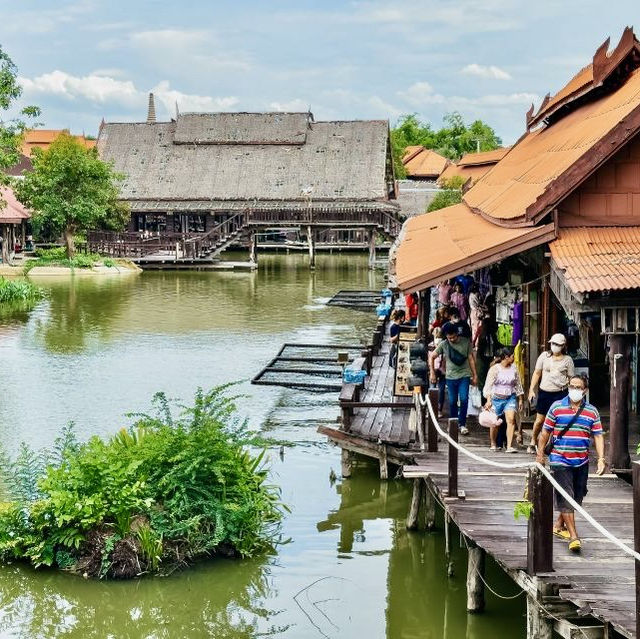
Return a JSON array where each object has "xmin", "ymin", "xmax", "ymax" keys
[
  {"xmin": 550, "ymin": 344, "xmax": 562, "ymax": 354},
  {"xmin": 568, "ymin": 389, "xmax": 584, "ymax": 403}
]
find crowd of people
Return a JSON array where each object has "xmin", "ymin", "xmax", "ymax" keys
[{"xmin": 390, "ymin": 282, "xmax": 606, "ymax": 551}]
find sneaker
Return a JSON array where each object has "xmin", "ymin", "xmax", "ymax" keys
[
  {"xmin": 460, "ymin": 426, "xmax": 469, "ymax": 435},
  {"xmin": 489, "ymin": 445, "xmax": 498, "ymax": 452},
  {"xmin": 506, "ymin": 447, "xmax": 518, "ymax": 453},
  {"xmin": 526, "ymin": 445, "xmax": 536, "ymax": 454}
]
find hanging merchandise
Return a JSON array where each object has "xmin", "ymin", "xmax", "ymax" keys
[
  {"xmin": 429, "ymin": 286, "xmax": 438, "ymax": 323},
  {"xmin": 495, "ymin": 284, "xmax": 517, "ymax": 324},
  {"xmin": 512, "ymin": 299, "xmax": 524, "ymax": 345},
  {"xmin": 497, "ymin": 323, "xmax": 514, "ymax": 346},
  {"xmin": 437, "ymin": 281, "xmax": 452, "ymax": 306},
  {"xmin": 454, "ymin": 274, "xmax": 474, "ymax": 295}
]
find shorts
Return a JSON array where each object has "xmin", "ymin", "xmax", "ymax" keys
[
  {"xmin": 492, "ymin": 394, "xmax": 517, "ymax": 416},
  {"xmin": 536, "ymin": 389, "xmax": 567, "ymax": 417},
  {"xmin": 551, "ymin": 463, "xmax": 589, "ymax": 513}
]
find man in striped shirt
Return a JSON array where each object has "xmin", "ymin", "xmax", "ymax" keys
[{"xmin": 536, "ymin": 374, "xmax": 606, "ymax": 552}]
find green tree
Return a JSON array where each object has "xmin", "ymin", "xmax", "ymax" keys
[
  {"xmin": 0, "ymin": 45, "xmax": 40, "ymax": 263},
  {"xmin": 16, "ymin": 134, "xmax": 129, "ymax": 258},
  {"xmin": 390, "ymin": 112, "xmax": 502, "ymax": 177},
  {"xmin": 427, "ymin": 176, "xmax": 465, "ymax": 212}
]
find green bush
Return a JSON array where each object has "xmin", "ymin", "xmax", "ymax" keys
[
  {"xmin": 0, "ymin": 277, "xmax": 43, "ymax": 303},
  {"xmin": 24, "ymin": 250, "xmax": 105, "ymax": 273},
  {"xmin": 0, "ymin": 387, "xmax": 285, "ymax": 578}
]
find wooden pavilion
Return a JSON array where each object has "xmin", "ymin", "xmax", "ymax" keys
[{"xmin": 0, "ymin": 187, "xmax": 29, "ymax": 265}]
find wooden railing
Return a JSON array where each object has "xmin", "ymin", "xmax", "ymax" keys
[{"xmin": 182, "ymin": 213, "xmax": 246, "ymax": 258}]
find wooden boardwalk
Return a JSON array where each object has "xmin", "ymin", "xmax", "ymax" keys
[{"xmin": 319, "ymin": 318, "xmax": 640, "ymax": 639}]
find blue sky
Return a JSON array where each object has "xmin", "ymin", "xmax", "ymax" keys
[{"xmin": 1, "ymin": 1, "xmax": 638, "ymax": 143}]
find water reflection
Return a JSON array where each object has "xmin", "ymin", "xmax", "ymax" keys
[
  {"xmin": 318, "ymin": 464, "xmax": 526, "ymax": 639},
  {"xmin": 0, "ymin": 556, "xmax": 288, "ymax": 638}
]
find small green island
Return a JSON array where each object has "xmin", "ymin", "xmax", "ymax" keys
[{"xmin": 0, "ymin": 387, "xmax": 285, "ymax": 579}]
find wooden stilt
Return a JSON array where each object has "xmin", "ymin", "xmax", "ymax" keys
[
  {"xmin": 406, "ymin": 479, "xmax": 423, "ymax": 530},
  {"xmin": 423, "ymin": 480, "xmax": 436, "ymax": 530},
  {"xmin": 466, "ymin": 542, "xmax": 486, "ymax": 613},
  {"xmin": 307, "ymin": 225, "xmax": 316, "ymax": 269},
  {"xmin": 341, "ymin": 449, "xmax": 352, "ymax": 479},
  {"xmin": 368, "ymin": 228, "xmax": 376, "ymax": 270},
  {"xmin": 633, "ymin": 461, "xmax": 640, "ymax": 639},
  {"xmin": 249, "ymin": 232, "xmax": 258, "ymax": 266},
  {"xmin": 526, "ymin": 593, "xmax": 553, "ymax": 639},
  {"xmin": 610, "ymin": 334, "xmax": 632, "ymax": 470},
  {"xmin": 379, "ymin": 444, "xmax": 388, "ymax": 480},
  {"xmin": 527, "ymin": 467, "xmax": 553, "ymax": 575},
  {"xmin": 445, "ymin": 512, "xmax": 454, "ymax": 577},
  {"xmin": 427, "ymin": 388, "xmax": 439, "ymax": 452}
]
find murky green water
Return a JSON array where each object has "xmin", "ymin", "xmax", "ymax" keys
[{"xmin": 0, "ymin": 254, "xmax": 526, "ymax": 638}]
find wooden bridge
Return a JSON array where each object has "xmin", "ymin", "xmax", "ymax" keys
[
  {"xmin": 318, "ymin": 317, "xmax": 640, "ymax": 639},
  {"xmin": 87, "ymin": 206, "xmax": 402, "ymax": 267}
]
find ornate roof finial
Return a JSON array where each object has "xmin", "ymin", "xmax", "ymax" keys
[{"xmin": 147, "ymin": 92, "xmax": 156, "ymax": 124}]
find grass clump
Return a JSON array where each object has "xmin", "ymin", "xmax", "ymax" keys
[
  {"xmin": 24, "ymin": 247, "xmax": 111, "ymax": 273},
  {"xmin": 0, "ymin": 386, "xmax": 286, "ymax": 578},
  {"xmin": 0, "ymin": 277, "xmax": 43, "ymax": 303}
]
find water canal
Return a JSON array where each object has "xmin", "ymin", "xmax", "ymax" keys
[{"xmin": 0, "ymin": 254, "xmax": 526, "ymax": 638}]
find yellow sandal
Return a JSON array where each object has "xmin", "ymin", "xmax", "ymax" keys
[
  {"xmin": 568, "ymin": 538, "xmax": 581, "ymax": 552},
  {"xmin": 553, "ymin": 527, "xmax": 570, "ymax": 541}
]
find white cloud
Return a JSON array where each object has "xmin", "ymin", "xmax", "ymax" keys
[
  {"xmin": 461, "ymin": 64, "xmax": 511, "ymax": 80},
  {"xmin": 268, "ymin": 99, "xmax": 310, "ymax": 112},
  {"xmin": 398, "ymin": 81, "xmax": 537, "ymax": 109},
  {"xmin": 19, "ymin": 71, "xmax": 140, "ymax": 106},
  {"xmin": 152, "ymin": 81, "xmax": 238, "ymax": 113},
  {"xmin": 19, "ymin": 71, "xmax": 238, "ymax": 117}
]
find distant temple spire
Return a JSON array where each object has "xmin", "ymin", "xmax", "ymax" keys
[{"xmin": 147, "ymin": 93, "xmax": 156, "ymax": 124}]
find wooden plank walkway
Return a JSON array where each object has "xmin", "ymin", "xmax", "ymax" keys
[{"xmin": 319, "ymin": 323, "xmax": 640, "ymax": 638}]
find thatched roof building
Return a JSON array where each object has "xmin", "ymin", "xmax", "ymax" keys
[{"xmin": 97, "ymin": 110, "xmax": 398, "ymax": 221}]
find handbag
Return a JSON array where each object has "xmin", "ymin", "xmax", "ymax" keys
[{"xmin": 543, "ymin": 402, "xmax": 585, "ymax": 456}]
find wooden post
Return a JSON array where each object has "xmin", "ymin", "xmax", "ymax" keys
[
  {"xmin": 341, "ymin": 449, "xmax": 352, "ymax": 479},
  {"xmin": 249, "ymin": 232, "xmax": 258, "ymax": 265},
  {"xmin": 633, "ymin": 461, "xmax": 640, "ymax": 639},
  {"xmin": 526, "ymin": 594, "xmax": 553, "ymax": 639},
  {"xmin": 423, "ymin": 480, "xmax": 436, "ymax": 530},
  {"xmin": 307, "ymin": 225, "xmax": 315, "ymax": 269},
  {"xmin": 427, "ymin": 389, "xmax": 439, "ymax": 452},
  {"xmin": 466, "ymin": 541, "xmax": 486, "ymax": 613},
  {"xmin": 610, "ymin": 334, "xmax": 632, "ymax": 470},
  {"xmin": 368, "ymin": 228, "xmax": 376, "ymax": 270},
  {"xmin": 379, "ymin": 444, "xmax": 388, "ymax": 480},
  {"xmin": 417, "ymin": 387, "xmax": 427, "ymax": 450},
  {"xmin": 406, "ymin": 479, "xmax": 423, "ymax": 530},
  {"xmin": 444, "ymin": 512, "xmax": 454, "ymax": 577},
  {"xmin": 448, "ymin": 418, "xmax": 458, "ymax": 499},
  {"xmin": 527, "ymin": 466, "xmax": 554, "ymax": 575}
]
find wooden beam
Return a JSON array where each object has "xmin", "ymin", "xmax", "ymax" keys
[
  {"xmin": 633, "ymin": 461, "xmax": 640, "ymax": 639},
  {"xmin": 527, "ymin": 467, "xmax": 554, "ymax": 575},
  {"xmin": 610, "ymin": 334, "xmax": 632, "ymax": 470},
  {"xmin": 427, "ymin": 388, "xmax": 439, "ymax": 452},
  {"xmin": 448, "ymin": 418, "xmax": 458, "ymax": 499}
]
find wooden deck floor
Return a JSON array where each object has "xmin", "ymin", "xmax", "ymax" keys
[{"xmin": 319, "ymin": 326, "xmax": 640, "ymax": 638}]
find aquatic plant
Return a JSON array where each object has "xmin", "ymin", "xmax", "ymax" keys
[
  {"xmin": 0, "ymin": 277, "xmax": 42, "ymax": 303},
  {"xmin": 0, "ymin": 386, "xmax": 286, "ymax": 578}
]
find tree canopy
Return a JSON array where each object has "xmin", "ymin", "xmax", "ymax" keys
[
  {"xmin": 391, "ymin": 112, "xmax": 502, "ymax": 177},
  {"xmin": 426, "ymin": 176, "xmax": 465, "ymax": 212},
  {"xmin": 15, "ymin": 134, "xmax": 129, "ymax": 257}
]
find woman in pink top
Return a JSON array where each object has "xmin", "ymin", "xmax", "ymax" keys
[
  {"xmin": 449, "ymin": 282, "xmax": 468, "ymax": 321},
  {"xmin": 483, "ymin": 347, "xmax": 524, "ymax": 452}
]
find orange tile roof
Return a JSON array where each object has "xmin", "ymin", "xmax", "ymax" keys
[
  {"xmin": 438, "ymin": 147, "xmax": 511, "ymax": 186},
  {"xmin": 0, "ymin": 187, "xmax": 30, "ymax": 223},
  {"xmin": 22, "ymin": 129, "xmax": 96, "ymax": 158},
  {"xmin": 549, "ymin": 226, "xmax": 640, "ymax": 293},
  {"xmin": 402, "ymin": 147, "xmax": 449, "ymax": 178},
  {"xmin": 457, "ymin": 147, "xmax": 511, "ymax": 167},
  {"xmin": 464, "ymin": 66, "xmax": 640, "ymax": 225},
  {"xmin": 394, "ymin": 202, "xmax": 556, "ymax": 292}
]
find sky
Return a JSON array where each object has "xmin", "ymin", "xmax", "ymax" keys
[{"xmin": 1, "ymin": 0, "xmax": 638, "ymax": 144}]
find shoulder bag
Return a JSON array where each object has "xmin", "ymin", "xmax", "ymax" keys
[
  {"xmin": 446, "ymin": 342, "xmax": 468, "ymax": 366},
  {"xmin": 543, "ymin": 402, "xmax": 585, "ymax": 456}
]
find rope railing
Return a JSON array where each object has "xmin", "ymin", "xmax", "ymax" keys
[{"xmin": 415, "ymin": 391, "xmax": 640, "ymax": 562}]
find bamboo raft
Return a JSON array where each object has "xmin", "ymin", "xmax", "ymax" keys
[{"xmin": 319, "ymin": 319, "xmax": 640, "ymax": 639}]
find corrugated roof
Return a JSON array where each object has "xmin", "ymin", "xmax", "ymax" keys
[
  {"xmin": 438, "ymin": 163, "xmax": 491, "ymax": 186},
  {"xmin": 458, "ymin": 147, "xmax": 511, "ymax": 167},
  {"xmin": 394, "ymin": 202, "xmax": 556, "ymax": 292},
  {"xmin": 0, "ymin": 187, "xmax": 30, "ymax": 223},
  {"xmin": 98, "ymin": 115, "xmax": 393, "ymax": 203},
  {"xmin": 402, "ymin": 147, "xmax": 448, "ymax": 178},
  {"xmin": 464, "ymin": 66, "xmax": 640, "ymax": 225},
  {"xmin": 550, "ymin": 226, "xmax": 640, "ymax": 293}
]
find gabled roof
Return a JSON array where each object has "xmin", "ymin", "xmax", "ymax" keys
[
  {"xmin": 438, "ymin": 147, "xmax": 510, "ymax": 185},
  {"xmin": 464, "ymin": 65, "xmax": 640, "ymax": 226},
  {"xmin": 527, "ymin": 27, "xmax": 640, "ymax": 128},
  {"xmin": 402, "ymin": 146, "xmax": 449, "ymax": 178},
  {"xmin": 0, "ymin": 187, "xmax": 30, "ymax": 223},
  {"xmin": 22, "ymin": 129, "xmax": 96, "ymax": 158},
  {"xmin": 98, "ymin": 113, "xmax": 394, "ymax": 204},
  {"xmin": 550, "ymin": 227, "xmax": 640, "ymax": 293}
]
